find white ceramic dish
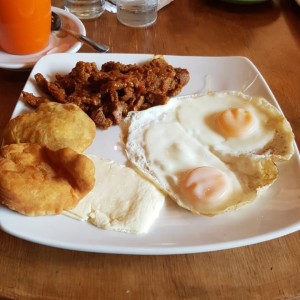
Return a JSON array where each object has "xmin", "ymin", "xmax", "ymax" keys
[
  {"xmin": 0, "ymin": 53, "xmax": 299, "ymax": 255},
  {"xmin": 0, "ymin": 7, "xmax": 85, "ymax": 70}
]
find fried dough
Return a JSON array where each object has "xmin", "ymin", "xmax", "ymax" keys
[
  {"xmin": 3, "ymin": 102, "xmax": 96, "ymax": 153},
  {"xmin": 0, "ymin": 143, "xmax": 95, "ymax": 216}
]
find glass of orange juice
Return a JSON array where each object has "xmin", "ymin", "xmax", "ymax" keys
[{"xmin": 0, "ymin": 0, "xmax": 51, "ymax": 55}]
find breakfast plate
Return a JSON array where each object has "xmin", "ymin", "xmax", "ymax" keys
[
  {"xmin": 0, "ymin": 7, "xmax": 85, "ymax": 70},
  {"xmin": 0, "ymin": 53, "xmax": 299, "ymax": 255}
]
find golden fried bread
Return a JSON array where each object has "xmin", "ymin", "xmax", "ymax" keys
[
  {"xmin": 3, "ymin": 102, "xmax": 96, "ymax": 153},
  {"xmin": 0, "ymin": 143, "xmax": 95, "ymax": 216}
]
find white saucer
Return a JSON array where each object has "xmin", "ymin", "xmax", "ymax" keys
[{"xmin": 0, "ymin": 7, "xmax": 86, "ymax": 70}]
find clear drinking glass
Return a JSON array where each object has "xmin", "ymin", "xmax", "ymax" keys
[
  {"xmin": 116, "ymin": 0, "xmax": 158, "ymax": 28},
  {"xmin": 65, "ymin": 0, "xmax": 105, "ymax": 19}
]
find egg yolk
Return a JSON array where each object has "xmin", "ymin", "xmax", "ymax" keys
[
  {"xmin": 216, "ymin": 107, "xmax": 256, "ymax": 138},
  {"xmin": 180, "ymin": 166, "xmax": 231, "ymax": 207}
]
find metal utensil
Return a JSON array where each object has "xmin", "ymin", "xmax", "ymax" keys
[
  {"xmin": 51, "ymin": 11, "xmax": 109, "ymax": 53},
  {"xmin": 105, "ymin": 0, "xmax": 117, "ymax": 13}
]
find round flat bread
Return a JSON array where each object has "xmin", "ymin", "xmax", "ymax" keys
[
  {"xmin": 0, "ymin": 143, "xmax": 95, "ymax": 216},
  {"xmin": 3, "ymin": 102, "xmax": 96, "ymax": 153},
  {"xmin": 66, "ymin": 156, "xmax": 165, "ymax": 234}
]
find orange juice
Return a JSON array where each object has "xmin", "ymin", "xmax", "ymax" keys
[{"xmin": 0, "ymin": 0, "xmax": 51, "ymax": 55}]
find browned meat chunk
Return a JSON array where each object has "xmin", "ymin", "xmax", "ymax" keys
[
  {"xmin": 21, "ymin": 91, "xmax": 50, "ymax": 107},
  {"xmin": 22, "ymin": 58, "xmax": 190, "ymax": 129}
]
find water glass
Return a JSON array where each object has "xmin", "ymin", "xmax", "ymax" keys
[
  {"xmin": 65, "ymin": 0, "xmax": 105, "ymax": 19},
  {"xmin": 116, "ymin": 0, "xmax": 158, "ymax": 28},
  {"xmin": 0, "ymin": 0, "xmax": 51, "ymax": 55}
]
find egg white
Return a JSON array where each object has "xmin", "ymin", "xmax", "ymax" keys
[{"xmin": 121, "ymin": 91, "xmax": 288, "ymax": 215}]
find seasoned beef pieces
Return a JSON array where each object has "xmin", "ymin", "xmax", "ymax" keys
[{"xmin": 22, "ymin": 58, "xmax": 190, "ymax": 129}]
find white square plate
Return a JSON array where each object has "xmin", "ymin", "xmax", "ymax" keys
[{"xmin": 1, "ymin": 53, "xmax": 299, "ymax": 255}]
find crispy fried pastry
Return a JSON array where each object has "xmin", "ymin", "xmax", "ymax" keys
[
  {"xmin": 0, "ymin": 143, "xmax": 95, "ymax": 216},
  {"xmin": 3, "ymin": 102, "xmax": 96, "ymax": 153}
]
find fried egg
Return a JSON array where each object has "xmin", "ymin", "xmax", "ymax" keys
[
  {"xmin": 121, "ymin": 91, "xmax": 293, "ymax": 215},
  {"xmin": 176, "ymin": 91, "xmax": 294, "ymax": 160},
  {"xmin": 64, "ymin": 155, "xmax": 165, "ymax": 234}
]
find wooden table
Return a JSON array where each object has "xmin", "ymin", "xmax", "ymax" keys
[{"xmin": 1, "ymin": 1, "xmax": 299, "ymax": 299}]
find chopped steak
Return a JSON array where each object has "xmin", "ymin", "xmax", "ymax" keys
[{"xmin": 22, "ymin": 58, "xmax": 190, "ymax": 129}]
